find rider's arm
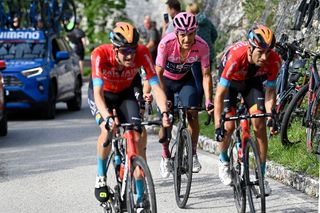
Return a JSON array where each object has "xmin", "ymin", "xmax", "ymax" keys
[
  {"xmin": 93, "ymin": 85, "xmax": 112, "ymax": 119},
  {"xmin": 265, "ymin": 86, "xmax": 276, "ymax": 113},
  {"xmin": 202, "ymin": 67, "xmax": 213, "ymax": 105},
  {"xmin": 91, "ymin": 50, "xmax": 113, "ymax": 120},
  {"xmin": 214, "ymin": 83, "xmax": 229, "ymax": 128},
  {"xmin": 155, "ymin": 65, "xmax": 165, "ymax": 90}
]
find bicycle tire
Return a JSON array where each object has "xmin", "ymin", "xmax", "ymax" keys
[
  {"xmin": 243, "ymin": 137, "xmax": 266, "ymax": 213},
  {"xmin": 229, "ymin": 136, "xmax": 246, "ymax": 213},
  {"xmin": 60, "ymin": 0, "xmax": 76, "ymax": 32},
  {"xmin": 280, "ymin": 84, "xmax": 308, "ymax": 146},
  {"xmin": 306, "ymin": 87, "xmax": 320, "ymax": 154},
  {"xmin": 126, "ymin": 156, "xmax": 157, "ymax": 213},
  {"xmin": 292, "ymin": 0, "xmax": 308, "ymax": 30},
  {"xmin": 173, "ymin": 128, "xmax": 193, "ymax": 208},
  {"xmin": 105, "ymin": 151, "xmax": 125, "ymax": 213},
  {"xmin": 276, "ymin": 88, "xmax": 296, "ymax": 123}
]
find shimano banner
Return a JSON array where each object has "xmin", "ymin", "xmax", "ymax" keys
[{"xmin": 0, "ymin": 30, "xmax": 46, "ymax": 41}]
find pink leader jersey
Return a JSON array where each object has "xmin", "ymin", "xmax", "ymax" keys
[{"xmin": 156, "ymin": 32, "xmax": 210, "ymax": 80}]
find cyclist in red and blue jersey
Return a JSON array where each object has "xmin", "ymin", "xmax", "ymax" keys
[
  {"xmin": 214, "ymin": 24, "xmax": 281, "ymax": 195},
  {"xmin": 88, "ymin": 22, "xmax": 170, "ymax": 204},
  {"xmin": 156, "ymin": 12, "xmax": 214, "ymax": 178}
]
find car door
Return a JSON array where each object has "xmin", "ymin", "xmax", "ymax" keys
[{"xmin": 51, "ymin": 37, "xmax": 73, "ymax": 100}]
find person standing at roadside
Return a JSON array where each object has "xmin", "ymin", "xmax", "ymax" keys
[
  {"xmin": 67, "ymin": 19, "xmax": 88, "ymax": 75},
  {"xmin": 186, "ymin": 2, "xmax": 218, "ymax": 105},
  {"xmin": 138, "ymin": 15, "xmax": 160, "ymax": 62},
  {"xmin": 161, "ymin": 0, "xmax": 181, "ymax": 38}
]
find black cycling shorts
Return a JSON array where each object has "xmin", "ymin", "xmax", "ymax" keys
[
  {"xmin": 163, "ymin": 71, "xmax": 199, "ymax": 113},
  {"xmin": 88, "ymin": 74, "xmax": 143, "ymax": 132},
  {"xmin": 224, "ymin": 76, "xmax": 266, "ymax": 114}
]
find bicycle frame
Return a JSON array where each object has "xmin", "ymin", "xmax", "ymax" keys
[{"xmin": 305, "ymin": 54, "xmax": 320, "ymax": 127}]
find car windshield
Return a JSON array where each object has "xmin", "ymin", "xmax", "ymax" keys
[{"xmin": 0, "ymin": 41, "xmax": 47, "ymax": 60}]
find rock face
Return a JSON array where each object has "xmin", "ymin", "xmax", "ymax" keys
[{"xmin": 125, "ymin": 0, "xmax": 320, "ymax": 52}]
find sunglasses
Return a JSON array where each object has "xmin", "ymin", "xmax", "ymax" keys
[{"xmin": 118, "ymin": 47, "xmax": 137, "ymax": 55}]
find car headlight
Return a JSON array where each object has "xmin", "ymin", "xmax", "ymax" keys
[{"xmin": 22, "ymin": 67, "xmax": 43, "ymax": 78}]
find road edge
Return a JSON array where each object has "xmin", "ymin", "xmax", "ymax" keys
[{"xmin": 146, "ymin": 126, "xmax": 319, "ymax": 198}]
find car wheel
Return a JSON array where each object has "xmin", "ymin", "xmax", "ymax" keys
[
  {"xmin": 66, "ymin": 78, "xmax": 82, "ymax": 111},
  {"xmin": 0, "ymin": 112, "xmax": 8, "ymax": 136},
  {"xmin": 42, "ymin": 83, "xmax": 56, "ymax": 119}
]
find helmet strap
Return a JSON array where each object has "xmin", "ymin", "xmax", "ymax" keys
[{"xmin": 248, "ymin": 46, "xmax": 255, "ymax": 62}]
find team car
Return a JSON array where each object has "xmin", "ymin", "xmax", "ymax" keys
[{"xmin": 0, "ymin": 29, "xmax": 82, "ymax": 119}]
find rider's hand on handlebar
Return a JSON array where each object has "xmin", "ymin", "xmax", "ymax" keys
[
  {"xmin": 161, "ymin": 111, "xmax": 172, "ymax": 128},
  {"xmin": 143, "ymin": 93, "xmax": 153, "ymax": 104},
  {"xmin": 215, "ymin": 127, "xmax": 225, "ymax": 142},
  {"xmin": 267, "ymin": 118, "xmax": 278, "ymax": 136}
]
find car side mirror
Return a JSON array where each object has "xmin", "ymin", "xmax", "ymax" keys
[
  {"xmin": 0, "ymin": 60, "xmax": 6, "ymax": 71},
  {"xmin": 56, "ymin": 51, "xmax": 70, "ymax": 61}
]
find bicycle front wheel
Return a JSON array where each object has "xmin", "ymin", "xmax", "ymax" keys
[
  {"xmin": 105, "ymin": 151, "xmax": 124, "ymax": 213},
  {"xmin": 173, "ymin": 128, "xmax": 193, "ymax": 208},
  {"xmin": 229, "ymin": 138, "xmax": 246, "ymax": 213},
  {"xmin": 126, "ymin": 156, "xmax": 157, "ymax": 213},
  {"xmin": 280, "ymin": 84, "xmax": 308, "ymax": 146},
  {"xmin": 243, "ymin": 138, "xmax": 266, "ymax": 213}
]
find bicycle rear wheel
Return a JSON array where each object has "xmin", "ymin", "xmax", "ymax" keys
[
  {"xmin": 126, "ymin": 156, "xmax": 157, "ymax": 213},
  {"xmin": 243, "ymin": 138, "xmax": 266, "ymax": 213},
  {"xmin": 280, "ymin": 84, "xmax": 308, "ymax": 146},
  {"xmin": 173, "ymin": 128, "xmax": 193, "ymax": 208},
  {"xmin": 307, "ymin": 88, "xmax": 320, "ymax": 156},
  {"xmin": 60, "ymin": 0, "xmax": 76, "ymax": 32},
  {"xmin": 229, "ymin": 137, "xmax": 246, "ymax": 213}
]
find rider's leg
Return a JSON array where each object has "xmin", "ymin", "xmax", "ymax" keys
[
  {"xmin": 97, "ymin": 123, "xmax": 112, "ymax": 176},
  {"xmin": 187, "ymin": 110, "xmax": 200, "ymax": 155},
  {"xmin": 251, "ymin": 117, "xmax": 268, "ymax": 175}
]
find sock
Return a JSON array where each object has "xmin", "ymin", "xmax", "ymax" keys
[
  {"xmin": 219, "ymin": 151, "xmax": 229, "ymax": 162},
  {"xmin": 97, "ymin": 156, "xmax": 107, "ymax": 177},
  {"xmin": 192, "ymin": 140, "xmax": 197, "ymax": 155},
  {"xmin": 136, "ymin": 179, "xmax": 144, "ymax": 203},
  {"xmin": 261, "ymin": 162, "xmax": 266, "ymax": 177}
]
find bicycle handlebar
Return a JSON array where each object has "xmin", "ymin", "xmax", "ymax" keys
[
  {"xmin": 219, "ymin": 108, "xmax": 279, "ymax": 138},
  {"xmin": 103, "ymin": 119, "xmax": 166, "ymax": 147}
]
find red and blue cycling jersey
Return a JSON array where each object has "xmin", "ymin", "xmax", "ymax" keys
[
  {"xmin": 156, "ymin": 32, "xmax": 210, "ymax": 80},
  {"xmin": 91, "ymin": 44, "xmax": 159, "ymax": 93},
  {"xmin": 219, "ymin": 41, "xmax": 281, "ymax": 88}
]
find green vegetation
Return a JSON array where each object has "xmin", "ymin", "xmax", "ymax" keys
[
  {"xmin": 243, "ymin": 0, "xmax": 266, "ymax": 25},
  {"xmin": 198, "ymin": 113, "xmax": 319, "ymax": 178}
]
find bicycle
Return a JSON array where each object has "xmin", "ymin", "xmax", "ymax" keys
[
  {"xmin": 101, "ymin": 118, "xmax": 164, "ymax": 213},
  {"xmin": 274, "ymin": 34, "xmax": 309, "ymax": 123},
  {"xmin": 280, "ymin": 50, "xmax": 320, "ymax": 154},
  {"xmin": 161, "ymin": 98, "xmax": 210, "ymax": 208},
  {"xmin": 219, "ymin": 105, "xmax": 278, "ymax": 213}
]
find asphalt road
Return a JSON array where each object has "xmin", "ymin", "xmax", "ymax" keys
[{"xmin": 0, "ymin": 83, "xmax": 318, "ymax": 213}]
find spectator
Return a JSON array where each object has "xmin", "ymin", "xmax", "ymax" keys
[
  {"xmin": 161, "ymin": 0, "xmax": 181, "ymax": 37},
  {"xmin": 138, "ymin": 16, "xmax": 160, "ymax": 62},
  {"xmin": 186, "ymin": 2, "xmax": 218, "ymax": 104},
  {"xmin": 67, "ymin": 19, "xmax": 88, "ymax": 75},
  {"xmin": 12, "ymin": 16, "xmax": 21, "ymax": 29}
]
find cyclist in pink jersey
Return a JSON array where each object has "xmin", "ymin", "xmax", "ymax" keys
[
  {"xmin": 156, "ymin": 12, "xmax": 214, "ymax": 177},
  {"xmin": 214, "ymin": 24, "xmax": 281, "ymax": 195},
  {"xmin": 88, "ymin": 22, "xmax": 170, "ymax": 204}
]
